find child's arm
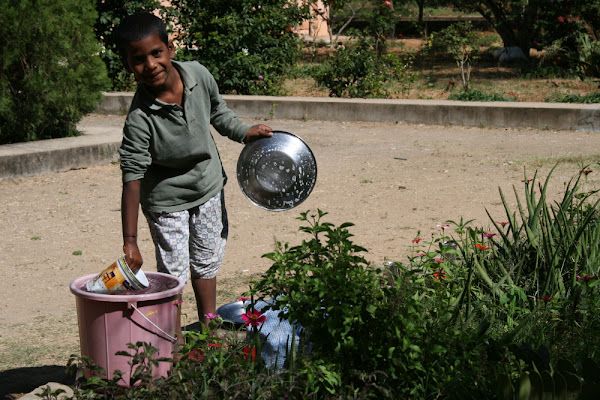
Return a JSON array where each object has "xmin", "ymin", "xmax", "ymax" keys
[
  {"xmin": 121, "ymin": 179, "xmax": 143, "ymax": 273},
  {"xmin": 243, "ymin": 124, "xmax": 273, "ymax": 143}
]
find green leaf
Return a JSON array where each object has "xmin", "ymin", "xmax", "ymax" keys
[{"xmin": 497, "ymin": 373, "xmax": 513, "ymax": 400}]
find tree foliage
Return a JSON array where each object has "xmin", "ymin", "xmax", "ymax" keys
[
  {"xmin": 444, "ymin": 0, "xmax": 544, "ymax": 58},
  {"xmin": 0, "ymin": 0, "xmax": 109, "ymax": 144},
  {"xmin": 166, "ymin": 0, "xmax": 309, "ymax": 95},
  {"xmin": 94, "ymin": 0, "xmax": 162, "ymax": 91},
  {"xmin": 445, "ymin": 0, "xmax": 600, "ymax": 70}
]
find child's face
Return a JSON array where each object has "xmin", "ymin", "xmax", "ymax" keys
[{"xmin": 123, "ymin": 33, "xmax": 176, "ymax": 92}]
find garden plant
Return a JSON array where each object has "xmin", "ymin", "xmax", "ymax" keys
[{"xmin": 42, "ymin": 166, "xmax": 600, "ymax": 399}]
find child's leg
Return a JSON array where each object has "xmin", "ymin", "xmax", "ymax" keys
[
  {"xmin": 191, "ymin": 277, "xmax": 216, "ymax": 326},
  {"xmin": 144, "ymin": 209, "xmax": 191, "ymax": 284},
  {"xmin": 189, "ymin": 190, "xmax": 228, "ymax": 326}
]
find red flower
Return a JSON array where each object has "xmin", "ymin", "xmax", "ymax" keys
[
  {"xmin": 207, "ymin": 343, "xmax": 222, "ymax": 348},
  {"xmin": 242, "ymin": 309, "xmax": 266, "ymax": 327},
  {"xmin": 434, "ymin": 258, "xmax": 446, "ymax": 263},
  {"xmin": 412, "ymin": 237, "xmax": 423, "ymax": 243},
  {"xmin": 243, "ymin": 346, "xmax": 257, "ymax": 362},
  {"xmin": 433, "ymin": 269, "xmax": 447, "ymax": 281},
  {"xmin": 499, "ymin": 221, "xmax": 509, "ymax": 228},
  {"xmin": 580, "ymin": 169, "xmax": 592, "ymax": 176},
  {"xmin": 537, "ymin": 296, "xmax": 555, "ymax": 301},
  {"xmin": 521, "ymin": 178, "xmax": 533, "ymax": 183},
  {"xmin": 577, "ymin": 274, "xmax": 598, "ymax": 282},
  {"xmin": 475, "ymin": 244, "xmax": 489, "ymax": 251},
  {"xmin": 189, "ymin": 348, "xmax": 204, "ymax": 362},
  {"xmin": 558, "ymin": 16, "xmax": 565, "ymax": 23}
]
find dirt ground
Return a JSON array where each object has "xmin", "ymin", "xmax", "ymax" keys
[{"xmin": 1, "ymin": 114, "xmax": 600, "ymax": 397}]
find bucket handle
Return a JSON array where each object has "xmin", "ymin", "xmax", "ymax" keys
[{"xmin": 130, "ymin": 303, "xmax": 177, "ymax": 342}]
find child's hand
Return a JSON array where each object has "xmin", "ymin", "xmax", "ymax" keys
[
  {"xmin": 244, "ymin": 124, "xmax": 273, "ymax": 143},
  {"xmin": 123, "ymin": 240, "xmax": 143, "ymax": 273}
]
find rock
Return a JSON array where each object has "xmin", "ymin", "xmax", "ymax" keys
[
  {"xmin": 493, "ymin": 46, "xmax": 528, "ymax": 64},
  {"xmin": 19, "ymin": 382, "xmax": 74, "ymax": 400}
]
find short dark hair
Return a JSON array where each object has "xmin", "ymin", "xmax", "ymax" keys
[{"xmin": 114, "ymin": 13, "xmax": 169, "ymax": 59}]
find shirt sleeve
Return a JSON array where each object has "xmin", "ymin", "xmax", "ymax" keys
[
  {"xmin": 204, "ymin": 69, "xmax": 251, "ymax": 142},
  {"xmin": 119, "ymin": 114, "xmax": 153, "ymax": 183}
]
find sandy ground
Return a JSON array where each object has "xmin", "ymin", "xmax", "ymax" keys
[{"xmin": 1, "ymin": 115, "xmax": 600, "ymax": 396}]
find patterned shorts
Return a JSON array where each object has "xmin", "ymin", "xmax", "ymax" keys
[{"xmin": 143, "ymin": 191, "xmax": 228, "ymax": 283}]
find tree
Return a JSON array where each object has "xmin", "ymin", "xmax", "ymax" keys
[
  {"xmin": 0, "ymin": 0, "xmax": 109, "ymax": 144},
  {"xmin": 446, "ymin": 0, "xmax": 544, "ymax": 60},
  {"xmin": 166, "ymin": 0, "xmax": 309, "ymax": 95}
]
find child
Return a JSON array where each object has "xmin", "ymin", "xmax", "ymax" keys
[{"xmin": 114, "ymin": 13, "xmax": 272, "ymax": 326}]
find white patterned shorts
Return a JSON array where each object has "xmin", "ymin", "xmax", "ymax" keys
[{"xmin": 143, "ymin": 191, "xmax": 228, "ymax": 283}]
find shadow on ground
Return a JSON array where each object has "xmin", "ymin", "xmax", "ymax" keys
[{"xmin": 0, "ymin": 365, "xmax": 74, "ymax": 399}]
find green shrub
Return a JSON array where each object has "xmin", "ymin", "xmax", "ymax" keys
[
  {"xmin": 314, "ymin": 38, "xmax": 417, "ymax": 98},
  {"xmin": 448, "ymin": 89, "xmax": 517, "ymax": 102},
  {"xmin": 548, "ymin": 92, "xmax": 600, "ymax": 103},
  {"xmin": 0, "ymin": 0, "xmax": 109, "ymax": 144},
  {"xmin": 166, "ymin": 0, "xmax": 309, "ymax": 95},
  {"xmin": 94, "ymin": 0, "xmax": 162, "ymax": 91},
  {"xmin": 249, "ymin": 210, "xmax": 495, "ymax": 398},
  {"xmin": 431, "ymin": 22, "xmax": 480, "ymax": 90}
]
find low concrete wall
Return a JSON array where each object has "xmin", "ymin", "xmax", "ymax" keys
[
  {"xmin": 0, "ymin": 139, "xmax": 119, "ymax": 180},
  {"xmin": 97, "ymin": 92, "xmax": 600, "ymax": 132}
]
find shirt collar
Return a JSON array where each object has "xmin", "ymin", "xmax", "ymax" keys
[{"xmin": 138, "ymin": 60, "xmax": 198, "ymax": 111}]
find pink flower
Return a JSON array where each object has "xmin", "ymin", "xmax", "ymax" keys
[
  {"xmin": 437, "ymin": 224, "xmax": 449, "ymax": 230},
  {"xmin": 170, "ymin": 299, "xmax": 183, "ymax": 308},
  {"xmin": 238, "ymin": 296, "xmax": 250, "ymax": 302},
  {"xmin": 383, "ymin": 1, "xmax": 391, "ymax": 5},
  {"xmin": 412, "ymin": 237, "xmax": 423, "ymax": 243},
  {"xmin": 434, "ymin": 258, "xmax": 446, "ymax": 263},
  {"xmin": 242, "ymin": 309, "xmax": 266, "ymax": 327},
  {"xmin": 258, "ymin": 75, "xmax": 264, "ymax": 79},
  {"xmin": 499, "ymin": 222, "xmax": 509, "ymax": 228},
  {"xmin": 416, "ymin": 252, "xmax": 426, "ymax": 257},
  {"xmin": 204, "ymin": 313, "xmax": 220, "ymax": 320},
  {"xmin": 558, "ymin": 16, "xmax": 565, "ymax": 23},
  {"xmin": 483, "ymin": 233, "xmax": 497, "ymax": 238}
]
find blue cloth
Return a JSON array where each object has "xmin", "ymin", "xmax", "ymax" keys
[{"xmin": 246, "ymin": 300, "xmax": 306, "ymax": 369}]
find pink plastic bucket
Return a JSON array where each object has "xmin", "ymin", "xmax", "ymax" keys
[{"xmin": 70, "ymin": 272, "xmax": 185, "ymax": 384}]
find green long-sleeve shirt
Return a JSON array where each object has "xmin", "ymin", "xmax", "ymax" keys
[{"xmin": 119, "ymin": 61, "xmax": 251, "ymax": 213}]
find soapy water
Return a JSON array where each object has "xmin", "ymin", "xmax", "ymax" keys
[{"xmin": 84, "ymin": 275, "xmax": 178, "ymax": 295}]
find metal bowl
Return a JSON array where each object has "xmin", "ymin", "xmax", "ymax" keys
[
  {"xmin": 216, "ymin": 301, "xmax": 246, "ymax": 328},
  {"xmin": 237, "ymin": 131, "xmax": 317, "ymax": 211}
]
